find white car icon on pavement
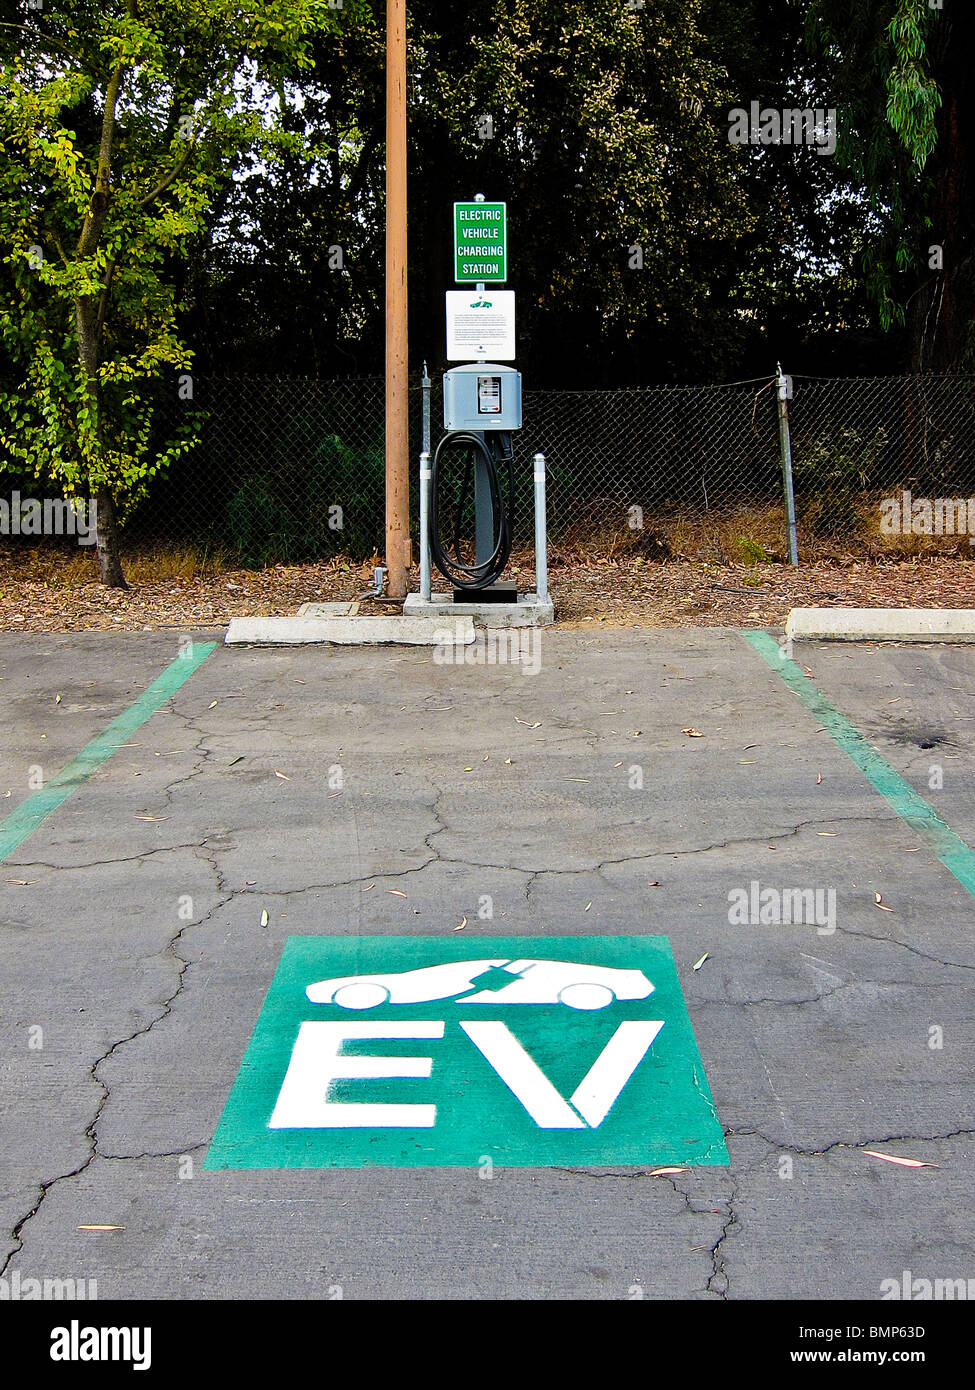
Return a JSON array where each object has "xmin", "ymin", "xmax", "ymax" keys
[{"xmin": 305, "ymin": 958, "xmax": 653, "ymax": 1011}]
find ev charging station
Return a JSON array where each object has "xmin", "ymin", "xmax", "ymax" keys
[{"xmin": 404, "ymin": 196, "xmax": 554, "ymax": 627}]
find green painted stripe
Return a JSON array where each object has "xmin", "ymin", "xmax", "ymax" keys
[
  {"xmin": 0, "ymin": 642, "xmax": 216, "ymax": 863},
  {"xmin": 744, "ymin": 629, "xmax": 975, "ymax": 898}
]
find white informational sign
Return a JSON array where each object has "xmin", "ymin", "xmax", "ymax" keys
[{"xmin": 446, "ymin": 289, "xmax": 516, "ymax": 361}]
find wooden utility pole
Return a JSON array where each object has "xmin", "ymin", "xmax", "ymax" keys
[{"xmin": 385, "ymin": 0, "xmax": 410, "ymax": 598}]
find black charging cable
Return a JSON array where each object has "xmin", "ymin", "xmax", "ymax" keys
[{"xmin": 429, "ymin": 430, "xmax": 514, "ymax": 590}]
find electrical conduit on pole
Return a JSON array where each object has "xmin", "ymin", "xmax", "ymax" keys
[{"xmin": 385, "ymin": 0, "xmax": 410, "ymax": 597}]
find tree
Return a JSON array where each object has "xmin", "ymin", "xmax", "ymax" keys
[
  {"xmin": 186, "ymin": 0, "xmax": 924, "ymax": 387},
  {"xmin": 0, "ymin": 0, "xmax": 365, "ymax": 586},
  {"xmin": 178, "ymin": 19, "xmax": 388, "ymax": 378},
  {"xmin": 182, "ymin": 0, "xmax": 757, "ymax": 386},
  {"xmin": 806, "ymin": 0, "xmax": 972, "ymax": 370}
]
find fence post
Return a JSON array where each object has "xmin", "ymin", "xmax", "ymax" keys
[{"xmin": 776, "ymin": 363, "xmax": 799, "ymax": 566}]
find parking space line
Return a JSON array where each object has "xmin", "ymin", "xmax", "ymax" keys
[
  {"xmin": 744, "ymin": 630, "xmax": 975, "ymax": 899},
  {"xmin": 0, "ymin": 641, "xmax": 217, "ymax": 864}
]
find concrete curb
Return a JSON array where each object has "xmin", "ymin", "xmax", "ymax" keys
[
  {"xmin": 225, "ymin": 615, "xmax": 476, "ymax": 647},
  {"xmin": 785, "ymin": 607, "xmax": 975, "ymax": 642},
  {"xmin": 403, "ymin": 592, "xmax": 555, "ymax": 627}
]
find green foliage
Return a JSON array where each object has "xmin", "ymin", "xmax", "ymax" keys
[
  {"xmin": 793, "ymin": 427, "xmax": 888, "ymax": 535},
  {"xmin": 227, "ymin": 432, "xmax": 384, "ymax": 566},
  {"xmin": 805, "ymin": 0, "xmax": 941, "ymax": 332},
  {"xmin": 0, "ymin": 0, "xmax": 366, "ymax": 547},
  {"xmin": 188, "ymin": 0, "xmax": 757, "ymax": 384},
  {"xmin": 733, "ymin": 535, "xmax": 771, "ymax": 565}
]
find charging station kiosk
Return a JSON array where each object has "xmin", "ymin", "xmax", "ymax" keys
[
  {"xmin": 404, "ymin": 197, "xmax": 553, "ymax": 626},
  {"xmin": 443, "ymin": 362, "xmax": 522, "ymax": 431}
]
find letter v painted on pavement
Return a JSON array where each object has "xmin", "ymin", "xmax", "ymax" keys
[{"xmin": 460, "ymin": 1021, "xmax": 664, "ymax": 1128}]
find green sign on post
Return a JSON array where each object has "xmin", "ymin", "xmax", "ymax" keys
[
  {"xmin": 205, "ymin": 935, "xmax": 728, "ymax": 1169},
  {"xmin": 454, "ymin": 200, "xmax": 507, "ymax": 283}
]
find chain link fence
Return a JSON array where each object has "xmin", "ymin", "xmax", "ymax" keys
[
  {"xmin": 787, "ymin": 374, "xmax": 975, "ymax": 548},
  {"xmin": 4, "ymin": 371, "xmax": 975, "ymax": 564}
]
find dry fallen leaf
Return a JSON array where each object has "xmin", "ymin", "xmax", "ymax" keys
[
  {"xmin": 260, "ymin": 909, "xmax": 269, "ymax": 927},
  {"xmin": 134, "ymin": 814, "xmax": 167, "ymax": 822},
  {"xmin": 452, "ymin": 916, "xmax": 468, "ymax": 932},
  {"xmin": 388, "ymin": 889, "xmax": 407, "ymax": 898},
  {"xmin": 649, "ymin": 1167, "xmax": 686, "ymax": 1176},
  {"xmin": 274, "ymin": 770, "xmax": 290, "ymax": 780},
  {"xmin": 584, "ymin": 902, "xmax": 592, "ymax": 912},
  {"xmin": 874, "ymin": 893, "xmax": 894, "ymax": 912},
  {"xmin": 864, "ymin": 1151, "xmax": 938, "ymax": 1169},
  {"xmin": 208, "ymin": 700, "xmax": 218, "ymax": 710},
  {"xmin": 692, "ymin": 952, "xmax": 709, "ymax": 971},
  {"xmin": 682, "ymin": 727, "xmax": 704, "ymax": 738},
  {"xmin": 363, "ymin": 883, "xmax": 375, "ymax": 892}
]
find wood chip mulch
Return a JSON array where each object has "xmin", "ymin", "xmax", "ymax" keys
[{"xmin": 3, "ymin": 545, "xmax": 975, "ymax": 634}]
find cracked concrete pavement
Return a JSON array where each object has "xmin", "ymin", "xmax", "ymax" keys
[{"xmin": 0, "ymin": 628, "xmax": 973, "ymax": 1299}]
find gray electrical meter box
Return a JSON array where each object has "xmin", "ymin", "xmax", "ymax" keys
[{"xmin": 443, "ymin": 363, "xmax": 522, "ymax": 431}]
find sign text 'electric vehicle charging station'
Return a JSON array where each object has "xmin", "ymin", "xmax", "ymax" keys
[
  {"xmin": 205, "ymin": 936, "xmax": 728, "ymax": 1169},
  {"xmin": 454, "ymin": 200, "xmax": 507, "ymax": 282}
]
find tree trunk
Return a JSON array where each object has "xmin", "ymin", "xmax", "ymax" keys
[
  {"xmin": 76, "ymin": 296, "xmax": 128, "ymax": 588},
  {"xmin": 94, "ymin": 487, "xmax": 128, "ymax": 588},
  {"xmin": 74, "ymin": 49, "xmax": 128, "ymax": 587}
]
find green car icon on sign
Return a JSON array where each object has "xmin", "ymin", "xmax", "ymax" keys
[{"xmin": 305, "ymin": 958, "xmax": 654, "ymax": 1011}]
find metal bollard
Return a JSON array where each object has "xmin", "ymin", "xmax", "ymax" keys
[
  {"xmin": 419, "ymin": 450, "xmax": 432, "ymax": 600},
  {"xmin": 533, "ymin": 451, "xmax": 548, "ymax": 601}
]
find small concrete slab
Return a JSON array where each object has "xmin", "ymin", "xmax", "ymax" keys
[
  {"xmin": 296, "ymin": 602, "xmax": 361, "ymax": 617},
  {"xmin": 403, "ymin": 591, "xmax": 555, "ymax": 627},
  {"xmin": 786, "ymin": 607, "xmax": 975, "ymax": 642},
  {"xmin": 225, "ymin": 615, "xmax": 475, "ymax": 646}
]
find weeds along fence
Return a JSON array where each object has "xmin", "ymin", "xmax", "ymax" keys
[{"xmin": 4, "ymin": 372, "xmax": 975, "ymax": 564}]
